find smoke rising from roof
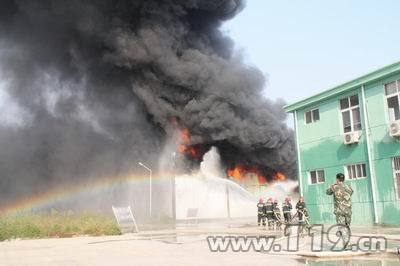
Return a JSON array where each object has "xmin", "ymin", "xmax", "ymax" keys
[{"xmin": 0, "ymin": 0, "xmax": 296, "ymax": 205}]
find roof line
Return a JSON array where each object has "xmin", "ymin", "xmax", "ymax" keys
[{"xmin": 284, "ymin": 60, "xmax": 400, "ymax": 112}]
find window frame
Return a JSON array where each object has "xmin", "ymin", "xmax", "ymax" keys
[
  {"xmin": 391, "ymin": 156, "xmax": 400, "ymax": 200},
  {"xmin": 308, "ymin": 169, "xmax": 325, "ymax": 184},
  {"xmin": 344, "ymin": 162, "xmax": 367, "ymax": 180},
  {"xmin": 304, "ymin": 108, "xmax": 320, "ymax": 124},
  {"xmin": 384, "ymin": 80, "xmax": 400, "ymax": 122},
  {"xmin": 339, "ymin": 94, "xmax": 362, "ymax": 134}
]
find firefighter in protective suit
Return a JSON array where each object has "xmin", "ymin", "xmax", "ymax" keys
[
  {"xmin": 273, "ymin": 199, "xmax": 282, "ymax": 229},
  {"xmin": 282, "ymin": 197, "xmax": 292, "ymax": 223},
  {"xmin": 264, "ymin": 198, "xmax": 274, "ymax": 229},
  {"xmin": 257, "ymin": 198, "xmax": 266, "ymax": 226},
  {"xmin": 296, "ymin": 196, "xmax": 309, "ymax": 224}
]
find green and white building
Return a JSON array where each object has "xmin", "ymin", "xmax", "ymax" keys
[{"xmin": 284, "ymin": 62, "xmax": 400, "ymax": 225}]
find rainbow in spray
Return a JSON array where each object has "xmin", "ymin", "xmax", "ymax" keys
[{"xmin": 0, "ymin": 173, "xmax": 173, "ymax": 215}]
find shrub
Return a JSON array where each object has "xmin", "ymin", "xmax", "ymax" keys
[{"xmin": 0, "ymin": 212, "xmax": 121, "ymax": 241}]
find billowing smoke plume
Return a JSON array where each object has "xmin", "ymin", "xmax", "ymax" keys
[{"xmin": 0, "ymin": 0, "xmax": 296, "ymax": 205}]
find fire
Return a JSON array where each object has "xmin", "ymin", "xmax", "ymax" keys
[
  {"xmin": 178, "ymin": 144, "xmax": 200, "ymax": 158},
  {"xmin": 227, "ymin": 167, "xmax": 287, "ymax": 184},
  {"xmin": 273, "ymin": 171, "xmax": 287, "ymax": 181},
  {"xmin": 227, "ymin": 166, "xmax": 246, "ymax": 181},
  {"xmin": 257, "ymin": 174, "xmax": 268, "ymax": 185},
  {"xmin": 180, "ymin": 128, "xmax": 190, "ymax": 143},
  {"xmin": 176, "ymin": 127, "xmax": 201, "ymax": 158},
  {"xmin": 227, "ymin": 165, "xmax": 267, "ymax": 185}
]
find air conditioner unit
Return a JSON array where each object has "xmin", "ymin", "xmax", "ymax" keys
[
  {"xmin": 343, "ymin": 131, "xmax": 361, "ymax": 145},
  {"xmin": 389, "ymin": 121, "xmax": 400, "ymax": 137}
]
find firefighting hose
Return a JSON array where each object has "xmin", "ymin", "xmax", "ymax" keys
[
  {"xmin": 273, "ymin": 210, "xmax": 283, "ymax": 224},
  {"xmin": 290, "ymin": 210, "xmax": 311, "ymax": 227}
]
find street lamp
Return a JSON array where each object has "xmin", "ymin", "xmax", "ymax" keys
[
  {"xmin": 138, "ymin": 161, "xmax": 152, "ymax": 217},
  {"xmin": 171, "ymin": 152, "xmax": 177, "ymax": 221}
]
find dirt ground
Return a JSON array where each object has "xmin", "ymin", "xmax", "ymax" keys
[{"xmin": 0, "ymin": 220, "xmax": 399, "ymax": 266}]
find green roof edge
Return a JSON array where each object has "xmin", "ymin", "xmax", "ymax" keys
[{"xmin": 284, "ymin": 60, "xmax": 400, "ymax": 113}]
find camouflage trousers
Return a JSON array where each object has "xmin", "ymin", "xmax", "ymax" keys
[
  {"xmin": 335, "ymin": 214, "xmax": 351, "ymax": 226},
  {"xmin": 335, "ymin": 214, "xmax": 352, "ymax": 248}
]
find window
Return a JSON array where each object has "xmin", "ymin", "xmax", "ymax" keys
[
  {"xmin": 309, "ymin": 169, "xmax": 325, "ymax": 184},
  {"xmin": 385, "ymin": 80, "xmax": 400, "ymax": 121},
  {"xmin": 305, "ymin": 108, "xmax": 320, "ymax": 124},
  {"xmin": 346, "ymin": 163, "xmax": 367, "ymax": 179},
  {"xmin": 392, "ymin": 157, "xmax": 400, "ymax": 199},
  {"xmin": 340, "ymin": 95, "xmax": 362, "ymax": 133}
]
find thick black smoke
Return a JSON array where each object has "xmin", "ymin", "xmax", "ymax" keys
[{"xmin": 0, "ymin": 0, "xmax": 296, "ymax": 205}]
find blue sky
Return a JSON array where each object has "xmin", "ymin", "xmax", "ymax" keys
[{"xmin": 222, "ymin": 0, "xmax": 400, "ymax": 105}]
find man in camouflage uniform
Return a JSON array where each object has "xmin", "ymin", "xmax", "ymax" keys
[
  {"xmin": 326, "ymin": 172, "xmax": 353, "ymax": 248},
  {"xmin": 257, "ymin": 198, "xmax": 266, "ymax": 226}
]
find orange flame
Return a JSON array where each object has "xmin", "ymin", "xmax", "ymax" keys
[
  {"xmin": 257, "ymin": 174, "xmax": 267, "ymax": 185},
  {"xmin": 227, "ymin": 166, "xmax": 246, "ymax": 181},
  {"xmin": 177, "ymin": 128, "xmax": 201, "ymax": 158},
  {"xmin": 179, "ymin": 145, "xmax": 200, "ymax": 158},
  {"xmin": 272, "ymin": 172, "xmax": 287, "ymax": 181},
  {"xmin": 180, "ymin": 128, "xmax": 190, "ymax": 143},
  {"xmin": 227, "ymin": 167, "xmax": 287, "ymax": 184},
  {"xmin": 227, "ymin": 165, "xmax": 267, "ymax": 184}
]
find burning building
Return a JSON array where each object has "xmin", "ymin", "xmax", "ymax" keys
[{"xmin": 0, "ymin": 0, "xmax": 296, "ymax": 216}]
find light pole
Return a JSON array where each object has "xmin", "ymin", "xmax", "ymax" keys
[
  {"xmin": 138, "ymin": 161, "xmax": 152, "ymax": 217},
  {"xmin": 171, "ymin": 152, "xmax": 177, "ymax": 221}
]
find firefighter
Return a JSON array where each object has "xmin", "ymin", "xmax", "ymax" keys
[
  {"xmin": 296, "ymin": 196, "xmax": 308, "ymax": 223},
  {"xmin": 257, "ymin": 198, "xmax": 266, "ymax": 226},
  {"xmin": 264, "ymin": 198, "xmax": 274, "ymax": 229},
  {"xmin": 282, "ymin": 197, "xmax": 292, "ymax": 224},
  {"xmin": 273, "ymin": 199, "xmax": 282, "ymax": 229}
]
